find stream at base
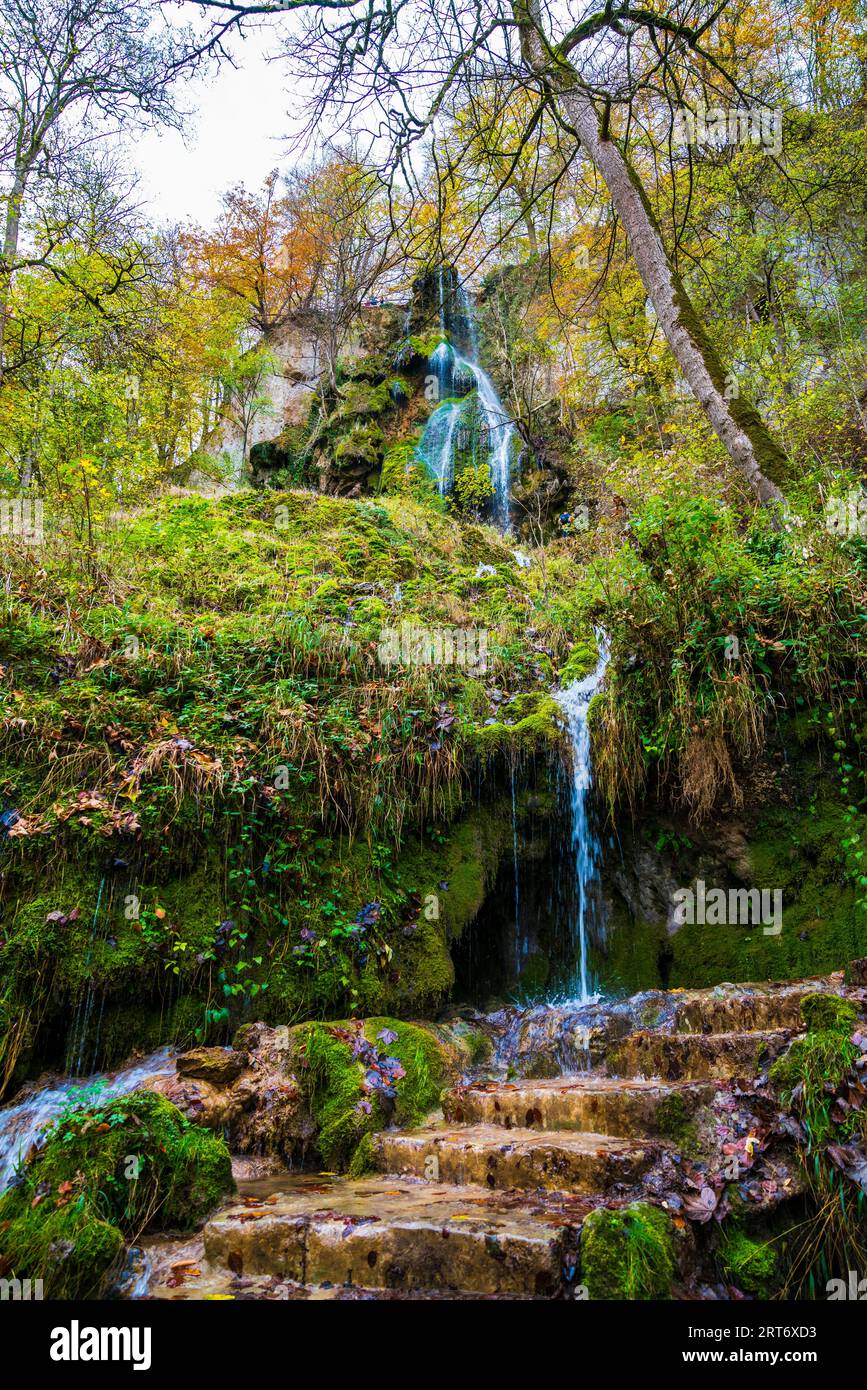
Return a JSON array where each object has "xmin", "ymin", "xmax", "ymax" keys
[{"xmin": 0, "ymin": 1048, "xmax": 175, "ymax": 1193}]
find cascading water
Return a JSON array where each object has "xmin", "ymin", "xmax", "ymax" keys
[
  {"xmin": 554, "ymin": 634, "xmax": 611, "ymax": 1003},
  {"xmin": 416, "ymin": 267, "xmax": 515, "ymax": 530},
  {"xmin": 0, "ymin": 1048, "xmax": 175, "ymax": 1193}
]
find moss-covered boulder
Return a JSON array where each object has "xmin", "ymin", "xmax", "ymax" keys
[
  {"xmin": 580, "ymin": 1201, "xmax": 676, "ymax": 1300},
  {"xmin": 291, "ymin": 1016, "xmax": 454, "ymax": 1170},
  {"xmin": 0, "ymin": 1091, "xmax": 233, "ymax": 1298}
]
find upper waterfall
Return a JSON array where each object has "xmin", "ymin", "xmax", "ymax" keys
[{"xmin": 415, "ymin": 267, "xmax": 515, "ymax": 531}]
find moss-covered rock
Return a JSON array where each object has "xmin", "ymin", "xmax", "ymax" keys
[
  {"xmin": 467, "ymin": 693, "xmax": 566, "ymax": 758},
  {"xmin": 294, "ymin": 1016, "xmax": 452, "ymax": 1169},
  {"xmin": 799, "ymin": 992, "xmax": 858, "ymax": 1034},
  {"xmin": 380, "ymin": 441, "xmax": 438, "ymax": 500},
  {"xmin": 580, "ymin": 1201, "xmax": 676, "ymax": 1300},
  {"xmin": 720, "ymin": 1228, "xmax": 779, "ymax": 1296},
  {"xmin": 0, "ymin": 1090, "xmax": 233, "ymax": 1298}
]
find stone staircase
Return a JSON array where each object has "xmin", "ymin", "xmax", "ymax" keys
[{"xmin": 143, "ymin": 976, "xmax": 853, "ymax": 1301}]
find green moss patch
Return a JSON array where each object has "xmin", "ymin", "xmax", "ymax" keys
[
  {"xmin": 0, "ymin": 1090, "xmax": 233, "ymax": 1298},
  {"xmin": 295, "ymin": 1016, "xmax": 450, "ymax": 1170},
  {"xmin": 720, "ymin": 1228, "xmax": 779, "ymax": 1296},
  {"xmin": 580, "ymin": 1201, "xmax": 676, "ymax": 1300}
]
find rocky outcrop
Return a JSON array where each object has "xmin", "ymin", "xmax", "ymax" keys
[{"xmin": 150, "ymin": 1029, "xmax": 314, "ymax": 1159}]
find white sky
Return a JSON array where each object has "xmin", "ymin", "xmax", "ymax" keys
[{"xmin": 134, "ymin": 22, "xmax": 303, "ymax": 228}]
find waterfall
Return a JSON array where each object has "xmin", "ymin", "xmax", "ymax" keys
[
  {"xmin": 0, "ymin": 1048, "xmax": 176, "ymax": 1193},
  {"xmin": 416, "ymin": 268, "xmax": 515, "ymax": 530},
  {"xmin": 554, "ymin": 635, "xmax": 610, "ymax": 1002}
]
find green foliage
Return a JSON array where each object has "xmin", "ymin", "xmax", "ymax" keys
[
  {"xmin": 770, "ymin": 994, "xmax": 862, "ymax": 1148},
  {"xmin": 452, "ymin": 460, "xmax": 495, "ymax": 517},
  {"xmin": 0, "ymin": 1090, "xmax": 233, "ymax": 1298},
  {"xmin": 768, "ymin": 992, "xmax": 867, "ymax": 1294},
  {"xmin": 586, "ymin": 483, "xmax": 867, "ymax": 820}
]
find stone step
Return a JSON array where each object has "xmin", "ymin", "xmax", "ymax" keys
[
  {"xmin": 443, "ymin": 1076, "xmax": 716, "ymax": 1137},
  {"xmin": 372, "ymin": 1122, "xmax": 665, "ymax": 1192},
  {"xmin": 200, "ymin": 1173, "xmax": 589, "ymax": 1297},
  {"xmin": 606, "ymin": 1027, "xmax": 793, "ymax": 1082},
  {"xmin": 669, "ymin": 982, "xmax": 842, "ymax": 1035}
]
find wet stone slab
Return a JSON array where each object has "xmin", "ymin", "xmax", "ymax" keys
[
  {"xmin": 443, "ymin": 1076, "xmax": 717, "ymax": 1136},
  {"xmin": 197, "ymin": 1173, "xmax": 591, "ymax": 1297}
]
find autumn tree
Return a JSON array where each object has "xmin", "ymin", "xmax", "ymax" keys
[
  {"xmin": 285, "ymin": 151, "xmax": 404, "ymax": 389},
  {"xmin": 185, "ymin": 0, "xmax": 805, "ymax": 505},
  {"xmin": 183, "ymin": 171, "xmax": 318, "ymax": 339}
]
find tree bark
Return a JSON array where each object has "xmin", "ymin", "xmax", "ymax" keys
[
  {"xmin": 564, "ymin": 102, "xmax": 787, "ymax": 505},
  {"xmin": 515, "ymin": 8, "xmax": 788, "ymax": 506},
  {"xmin": 0, "ymin": 170, "xmax": 26, "ymax": 392}
]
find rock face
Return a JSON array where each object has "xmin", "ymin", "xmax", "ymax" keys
[
  {"xmin": 150, "ymin": 1028, "xmax": 314, "ymax": 1159},
  {"xmin": 141, "ymin": 970, "xmax": 865, "ymax": 1301},
  {"xmin": 208, "ymin": 305, "xmax": 407, "ymax": 483}
]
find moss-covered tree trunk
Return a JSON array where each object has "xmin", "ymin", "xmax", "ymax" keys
[
  {"xmin": 564, "ymin": 103, "xmax": 787, "ymax": 505},
  {"xmin": 516, "ymin": 5, "xmax": 789, "ymax": 506}
]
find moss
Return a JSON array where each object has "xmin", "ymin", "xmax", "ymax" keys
[
  {"xmin": 769, "ymin": 1009, "xmax": 862, "ymax": 1147},
  {"xmin": 394, "ymin": 332, "xmax": 447, "ymax": 367},
  {"xmin": 467, "ymin": 694, "xmax": 566, "ymax": 758},
  {"xmin": 380, "ymin": 442, "xmax": 438, "ymax": 500},
  {"xmin": 347, "ymin": 1131, "xmax": 377, "ymax": 1177},
  {"xmin": 597, "ymin": 906, "xmax": 669, "ymax": 996},
  {"xmin": 653, "ymin": 1090, "xmax": 699, "ymax": 1154},
  {"xmin": 334, "ymin": 380, "xmax": 393, "ymax": 420},
  {"xmin": 334, "ymin": 423, "xmax": 385, "ymax": 468},
  {"xmin": 557, "ymin": 635, "xmax": 599, "ymax": 685},
  {"xmin": 387, "ymin": 376, "xmax": 411, "ymax": 405},
  {"xmin": 0, "ymin": 1199, "xmax": 125, "ymax": 1300},
  {"xmin": 720, "ymin": 1228, "xmax": 779, "ymax": 1296},
  {"xmin": 514, "ymin": 951, "xmax": 550, "ymax": 1000},
  {"xmin": 464, "ymin": 1028, "xmax": 494, "ymax": 1066},
  {"xmin": 580, "ymin": 1202, "xmax": 676, "ymax": 1300},
  {"xmin": 660, "ymin": 791, "xmax": 865, "ymax": 989},
  {"xmin": 799, "ymin": 992, "xmax": 858, "ymax": 1034},
  {"xmin": 0, "ymin": 489, "xmax": 591, "ymax": 1059},
  {"xmin": 0, "ymin": 1090, "xmax": 233, "ymax": 1298},
  {"xmin": 295, "ymin": 1016, "xmax": 450, "ymax": 1170},
  {"xmin": 458, "ymin": 524, "xmax": 510, "ymax": 568},
  {"xmin": 336, "ymin": 353, "xmax": 388, "ymax": 385}
]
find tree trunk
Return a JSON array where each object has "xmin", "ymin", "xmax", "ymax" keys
[
  {"xmin": 0, "ymin": 171, "xmax": 26, "ymax": 393},
  {"xmin": 563, "ymin": 96, "xmax": 787, "ymax": 505},
  {"xmin": 514, "ymin": 6, "xmax": 788, "ymax": 506}
]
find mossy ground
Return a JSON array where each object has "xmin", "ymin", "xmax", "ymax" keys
[{"xmin": 0, "ymin": 1090, "xmax": 233, "ymax": 1298}]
